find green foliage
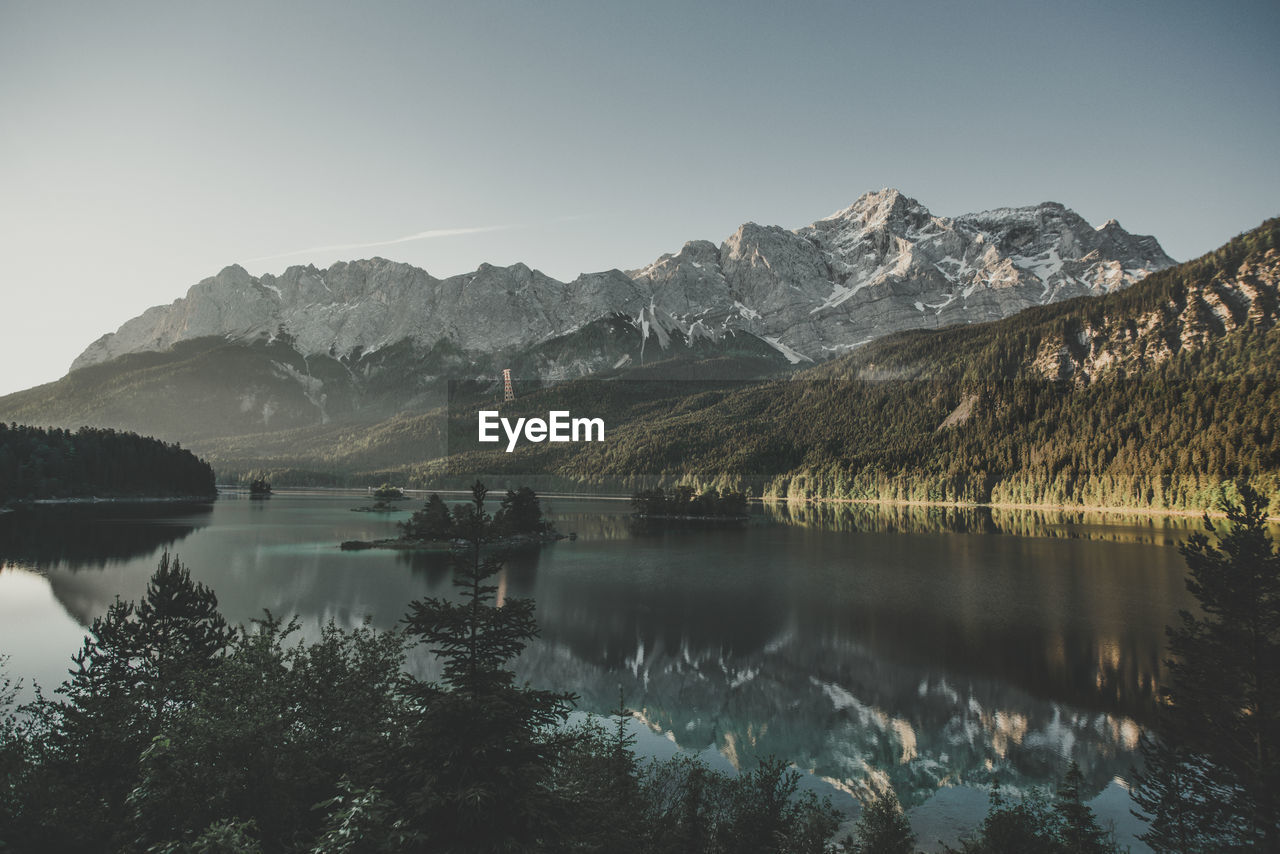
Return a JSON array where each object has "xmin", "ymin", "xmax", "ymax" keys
[
  {"xmin": 1132, "ymin": 483, "xmax": 1280, "ymax": 851},
  {"xmin": 124, "ymin": 614, "xmax": 406, "ymax": 852},
  {"xmin": 633, "ymin": 486, "xmax": 749, "ymax": 518},
  {"xmin": 149, "ymin": 818, "xmax": 263, "ymax": 854},
  {"xmin": 636, "ymin": 754, "xmax": 840, "ymax": 854},
  {"xmin": 13, "ymin": 553, "xmax": 235, "ymax": 852},
  {"xmin": 395, "ymin": 480, "xmax": 575, "ymax": 851},
  {"xmin": 400, "ymin": 484, "xmax": 550, "ymax": 542},
  {"xmin": 0, "ymin": 657, "xmax": 24, "ymax": 853},
  {"xmin": 1054, "ymin": 762, "xmax": 1117, "ymax": 854},
  {"xmin": 0, "ymin": 422, "xmax": 215, "ymax": 503},
  {"xmin": 371, "ymin": 483, "xmax": 404, "ymax": 500},
  {"xmin": 848, "ymin": 789, "xmax": 916, "ymax": 854},
  {"xmin": 947, "ymin": 771, "xmax": 1124, "ymax": 854},
  {"xmin": 398, "ymin": 492, "xmax": 454, "ymax": 541},
  {"xmin": 312, "ymin": 783, "xmax": 414, "ymax": 854},
  {"xmin": 418, "ymin": 219, "xmax": 1280, "ymax": 515},
  {"xmin": 546, "ymin": 704, "xmax": 645, "ymax": 854},
  {"xmin": 494, "ymin": 485, "xmax": 548, "ymax": 535}
]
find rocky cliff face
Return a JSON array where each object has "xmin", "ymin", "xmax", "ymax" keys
[
  {"xmin": 1031, "ymin": 247, "xmax": 1279, "ymax": 382},
  {"xmin": 71, "ymin": 190, "xmax": 1173, "ymax": 374}
]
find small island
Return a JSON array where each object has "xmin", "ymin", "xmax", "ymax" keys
[
  {"xmin": 341, "ymin": 483, "xmax": 565, "ymax": 551},
  {"xmin": 350, "ymin": 499, "xmax": 400, "ymax": 513},
  {"xmin": 371, "ymin": 483, "xmax": 407, "ymax": 500},
  {"xmin": 631, "ymin": 486, "xmax": 749, "ymax": 520},
  {"xmin": 248, "ymin": 478, "xmax": 272, "ymax": 497}
]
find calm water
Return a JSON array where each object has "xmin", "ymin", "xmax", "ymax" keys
[{"xmin": 0, "ymin": 492, "xmax": 1203, "ymax": 850}]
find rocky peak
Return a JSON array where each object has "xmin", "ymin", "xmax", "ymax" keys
[
  {"xmin": 69, "ymin": 191, "xmax": 1176, "ymax": 375},
  {"xmin": 819, "ymin": 188, "xmax": 933, "ymax": 234}
]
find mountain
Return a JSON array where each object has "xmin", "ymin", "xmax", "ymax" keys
[
  {"xmin": 0, "ymin": 191, "xmax": 1176, "ymax": 473},
  {"xmin": 418, "ymin": 218, "xmax": 1280, "ymax": 513},
  {"xmin": 71, "ymin": 189, "xmax": 1172, "ymax": 375}
]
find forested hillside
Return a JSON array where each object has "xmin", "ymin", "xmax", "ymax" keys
[
  {"xmin": 410, "ymin": 219, "xmax": 1280, "ymax": 514},
  {"xmin": 0, "ymin": 423, "xmax": 216, "ymax": 503}
]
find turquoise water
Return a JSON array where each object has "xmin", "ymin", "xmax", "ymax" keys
[{"xmin": 0, "ymin": 491, "xmax": 1195, "ymax": 850}]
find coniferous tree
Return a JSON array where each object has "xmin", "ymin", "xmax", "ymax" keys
[
  {"xmin": 399, "ymin": 492, "xmax": 454, "ymax": 541},
  {"xmin": 0, "ymin": 658, "xmax": 23, "ymax": 851},
  {"xmin": 948, "ymin": 778, "xmax": 1057, "ymax": 854},
  {"xmin": 850, "ymin": 789, "xmax": 916, "ymax": 854},
  {"xmin": 396, "ymin": 481, "xmax": 574, "ymax": 852},
  {"xmin": 1132, "ymin": 483, "xmax": 1280, "ymax": 851},
  {"xmin": 494, "ymin": 485, "xmax": 546, "ymax": 536},
  {"xmin": 18, "ymin": 553, "xmax": 234, "ymax": 853},
  {"xmin": 1053, "ymin": 761, "xmax": 1115, "ymax": 854}
]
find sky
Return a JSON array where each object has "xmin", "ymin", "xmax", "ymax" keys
[{"xmin": 1, "ymin": 0, "xmax": 1277, "ymax": 396}]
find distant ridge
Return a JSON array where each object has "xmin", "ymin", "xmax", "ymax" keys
[
  {"xmin": 0, "ymin": 191, "xmax": 1180, "ymax": 476},
  {"xmin": 71, "ymin": 189, "xmax": 1172, "ymax": 372}
]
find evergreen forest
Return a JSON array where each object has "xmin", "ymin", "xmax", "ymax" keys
[
  {"xmin": 410, "ymin": 219, "xmax": 1280, "ymax": 515},
  {"xmin": 0, "ymin": 423, "xmax": 216, "ymax": 504}
]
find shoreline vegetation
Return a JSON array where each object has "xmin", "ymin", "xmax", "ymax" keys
[
  {"xmin": 0, "ymin": 423, "xmax": 216, "ymax": 507},
  {"xmin": 16, "ymin": 481, "xmax": 1263, "ymax": 852},
  {"xmin": 765, "ymin": 493, "xmax": 1280, "ymax": 523},
  {"xmin": 631, "ymin": 486, "xmax": 749, "ymax": 521},
  {"xmin": 230, "ymin": 482, "xmax": 1280, "ymax": 525}
]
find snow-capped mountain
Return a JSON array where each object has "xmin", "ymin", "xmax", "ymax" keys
[{"xmin": 72, "ymin": 189, "xmax": 1173, "ymax": 373}]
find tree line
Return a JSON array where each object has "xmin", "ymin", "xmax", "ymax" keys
[
  {"xmin": 632, "ymin": 486, "xmax": 749, "ymax": 518},
  {"xmin": 414, "ymin": 219, "xmax": 1280, "ymax": 515},
  {"xmin": 0, "ymin": 423, "xmax": 215, "ymax": 503}
]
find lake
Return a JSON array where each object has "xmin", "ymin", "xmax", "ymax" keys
[{"xmin": 0, "ymin": 491, "xmax": 1204, "ymax": 851}]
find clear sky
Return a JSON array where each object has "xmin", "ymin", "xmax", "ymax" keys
[{"xmin": 1, "ymin": 0, "xmax": 1277, "ymax": 396}]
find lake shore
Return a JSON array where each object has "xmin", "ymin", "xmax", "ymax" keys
[
  {"xmin": 3, "ymin": 494, "xmax": 216, "ymax": 510},
  {"xmin": 764, "ymin": 494, "xmax": 1280, "ymax": 522}
]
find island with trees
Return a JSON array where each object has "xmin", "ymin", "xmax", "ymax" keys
[
  {"xmin": 341, "ymin": 483, "xmax": 564, "ymax": 551},
  {"xmin": 371, "ymin": 483, "xmax": 406, "ymax": 500},
  {"xmin": 632, "ymin": 485, "xmax": 749, "ymax": 520}
]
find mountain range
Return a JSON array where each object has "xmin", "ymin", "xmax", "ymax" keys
[
  {"xmin": 72, "ymin": 189, "xmax": 1172, "ymax": 374},
  {"xmin": 389, "ymin": 217, "xmax": 1280, "ymax": 513},
  {"xmin": 0, "ymin": 190, "xmax": 1176, "ymax": 464}
]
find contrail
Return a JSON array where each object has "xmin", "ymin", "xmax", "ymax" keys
[{"xmin": 246, "ymin": 224, "xmax": 518, "ymax": 263}]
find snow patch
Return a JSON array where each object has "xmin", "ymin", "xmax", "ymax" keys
[
  {"xmin": 762, "ymin": 336, "xmax": 812, "ymax": 364},
  {"xmin": 810, "ymin": 278, "xmax": 870, "ymax": 314}
]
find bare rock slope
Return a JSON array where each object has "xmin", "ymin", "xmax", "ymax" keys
[{"xmin": 72, "ymin": 190, "xmax": 1173, "ymax": 373}]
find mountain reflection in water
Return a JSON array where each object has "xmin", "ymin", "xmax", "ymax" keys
[{"xmin": 10, "ymin": 494, "xmax": 1193, "ymax": 826}]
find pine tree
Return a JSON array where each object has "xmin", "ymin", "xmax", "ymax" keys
[
  {"xmin": 494, "ymin": 485, "xmax": 546, "ymax": 536},
  {"xmin": 1053, "ymin": 761, "xmax": 1117, "ymax": 854},
  {"xmin": 399, "ymin": 492, "xmax": 454, "ymax": 541},
  {"xmin": 1132, "ymin": 483, "xmax": 1280, "ymax": 851},
  {"xmin": 24, "ymin": 553, "xmax": 234, "ymax": 853},
  {"xmin": 397, "ymin": 481, "xmax": 573, "ymax": 852},
  {"xmin": 950, "ymin": 778, "xmax": 1058, "ymax": 854},
  {"xmin": 850, "ymin": 788, "xmax": 916, "ymax": 854}
]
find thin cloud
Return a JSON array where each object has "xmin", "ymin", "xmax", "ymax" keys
[{"xmin": 247, "ymin": 224, "xmax": 518, "ymax": 263}]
